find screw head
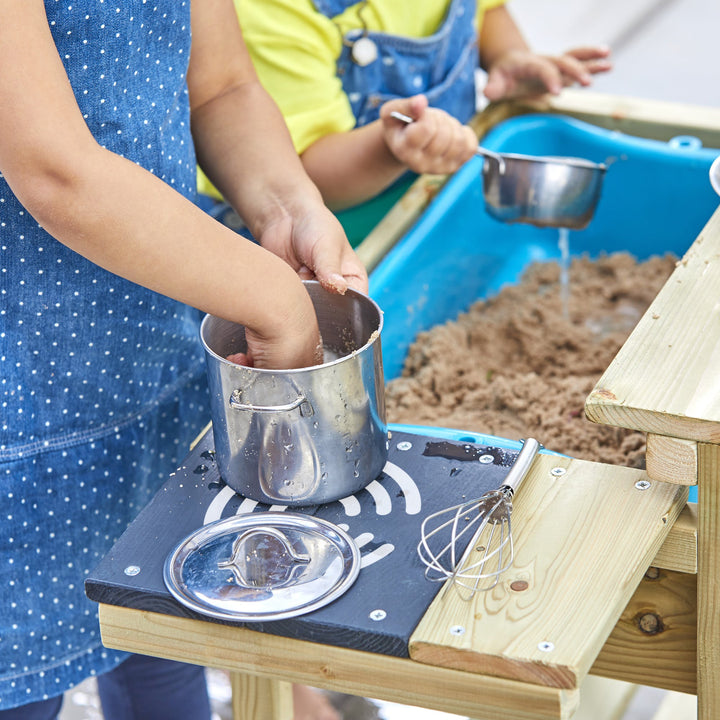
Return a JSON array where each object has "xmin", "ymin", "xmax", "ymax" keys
[
  {"xmin": 550, "ymin": 467, "xmax": 566, "ymax": 477},
  {"xmin": 449, "ymin": 625, "xmax": 466, "ymax": 636},
  {"xmin": 124, "ymin": 565, "xmax": 141, "ymax": 577},
  {"xmin": 479, "ymin": 454, "xmax": 494, "ymax": 464},
  {"xmin": 538, "ymin": 641, "xmax": 555, "ymax": 652},
  {"xmin": 369, "ymin": 609, "xmax": 386, "ymax": 621},
  {"xmin": 396, "ymin": 441, "xmax": 412, "ymax": 451},
  {"xmin": 635, "ymin": 480, "xmax": 651, "ymax": 491}
]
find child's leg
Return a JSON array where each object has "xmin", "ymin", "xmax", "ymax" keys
[{"xmin": 97, "ymin": 654, "xmax": 211, "ymax": 720}]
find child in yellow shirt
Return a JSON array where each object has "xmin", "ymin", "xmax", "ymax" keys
[{"xmin": 200, "ymin": 0, "xmax": 611, "ymax": 245}]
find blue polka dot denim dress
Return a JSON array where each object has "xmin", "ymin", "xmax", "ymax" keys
[
  {"xmin": 0, "ymin": 1, "xmax": 211, "ymax": 709},
  {"xmin": 315, "ymin": 0, "xmax": 479, "ymax": 127}
]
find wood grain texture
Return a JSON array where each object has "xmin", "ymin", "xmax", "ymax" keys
[
  {"xmin": 585, "ymin": 208, "xmax": 720, "ymax": 442},
  {"xmin": 522, "ymin": 89, "xmax": 720, "ymax": 148},
  {"xmin": 409, "ymin": 455, "xmax": 687, "ymax": 689},
  {"xmin": 697, "ymin": 442, "xmax": 720, "ymax": 720},
  {"xmin": 651, "ymin": 503, "xmax": 697, "ymax": 574},
  {"xmin": 646, "ymin": 435, "xmax": 698, "ymax": 486},
  {"xmin": 354, "ymin": 174, "xmax": 448, "ymax": 272},
  {"xmin": 230, "ymin": 674, "xmax": 292, "ymax": 720},
  {"xmin": 592, "ymin": 568, "xmax": 697, "ymax": 694},
  {"xmin": 98, "ymin": 604, "xmax": 579, "ymax": 720},
  {"xmin": 85, "ymin": 430, "xmax": 537, "ymax": 660}
]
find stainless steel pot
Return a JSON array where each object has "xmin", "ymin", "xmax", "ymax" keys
[{"xmin": 200, "ymin": 281, "xmax": 387, "ymax": 506}]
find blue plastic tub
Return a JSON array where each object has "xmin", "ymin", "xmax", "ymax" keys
[{"xmin": 370, "ymin": 114, "xmax": 720, "ymax": 499}]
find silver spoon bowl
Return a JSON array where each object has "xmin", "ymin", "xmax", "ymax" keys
[{"xmin": 390, "ymin": 110, "xmax": 606, "ymax": 230}]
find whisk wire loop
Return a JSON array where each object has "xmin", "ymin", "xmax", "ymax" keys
[{"xmin": 416, "ymin": 438, "xmax": 540, "ymax": 599}]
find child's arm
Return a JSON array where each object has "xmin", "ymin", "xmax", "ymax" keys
[
  {"xmin": 188, "ymin": 0, "xmax": 366, "ymax": 292},
  {"xmin": 0, "ymin": 1, "xmax": 357, "ymax": 369},
  {"xmin": 299, "ymin": 95, "xmax": 478, "ymax": 210},
  {"xmin": 480, "ymin": 5, "xmax": 612, "ymax": 101}
]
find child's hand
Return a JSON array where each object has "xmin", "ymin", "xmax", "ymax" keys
[
  {"xmin": 235, "ymin": 267, "xmax": 324, "ymax": 370},
  {"xmin": 379, "ymin": 95, "xmax": 478, "ymax": 175},
  {"xmin": 483, "ymin": 46, "xmax": 612, "ymax": 101},
  {"xmin": 258, "ymin": 198, "xmax": 368, "ymax": 295},
  {"xmin": 243, "ymin": 313, "xmax": 324, "ymax": 370}
]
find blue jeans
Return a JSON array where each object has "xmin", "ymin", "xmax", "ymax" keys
[{"xmin": 0, "ymin": 656, "xmax": 211, "ymax": 720}]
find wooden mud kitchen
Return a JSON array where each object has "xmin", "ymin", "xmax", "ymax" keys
[{"xmin": 86, "ymin": 92, "xmax": 720, "ymax": 720}]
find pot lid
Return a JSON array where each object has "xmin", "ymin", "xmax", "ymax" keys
[{"xmin": 163, "ymin": 512, "xmax": 360, "ymax": 621}]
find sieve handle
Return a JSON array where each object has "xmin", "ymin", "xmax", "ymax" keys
[
  {"xmin": 501, "ymin": 437, "xmax": 540, "ymax": 495},
  {"xmin": 229, "ymin": 389, "xmax": 314, "ymax": 417}
]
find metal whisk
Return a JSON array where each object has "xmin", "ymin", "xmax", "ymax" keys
[{"xmin": 417, "ymin": 437, "xmax": 540, "ymax": 599}]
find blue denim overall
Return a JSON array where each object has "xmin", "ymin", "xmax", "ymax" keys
[
  {"xmin": 0, "ymin": 1, "xmax": 210, "ymax": 710},
  {"xmin": 314, "ymin": 0, "xmax": 479, "ymax": 127},
  {"xmin": 313, "ymin": 0, "xmax": 478, "ymax": 246}
]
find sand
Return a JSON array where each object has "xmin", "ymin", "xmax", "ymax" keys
[{"xmin": 385, "ymin": 252, "xmax": 678, "ymax": 468}]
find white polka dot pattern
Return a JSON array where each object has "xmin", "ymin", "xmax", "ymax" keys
[{"xmin": 0, "ymin": 1, "xmax": 210, "ymax": 709}]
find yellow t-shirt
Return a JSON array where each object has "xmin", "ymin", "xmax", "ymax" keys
[{"xmin": 198, "ymin": 0, "xmax": 504, "ymax": 199}]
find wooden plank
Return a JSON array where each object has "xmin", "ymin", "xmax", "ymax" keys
[
  {"xmin": 409, "ymin": 456, "xmax": 687, "ymax": 689},
  {"xmin": 190, "ymin": 421, "xmax": 212, "ymax": 451},
  {"xmin": 592, "ymin": 568, "xmax": 697, "ymax": 695},
  {"xmin": 585, "ymin": 208, "xmax": 720, "ymax": 443},
  {"xmin": 646, "ymin": 435, "xmax": 698, "ymax": 486},
  {"xmin": 697, "ymin": 442, "xmax": 720, "ymax": 720},
  {"xmin": 230, "ymin": 674, "xmax": 292, "ymax": 720},
  {"xmin": 652, "ymin": 504, "xmax": 697, "ymax": 575},
  {"xmin": 516, "ymin": 89, "xmax": 720, "ymax": 148},
  {"xmin": 354, "ymin": 174, "xmax": 449, "ymax": 273},
  {"xmin": 98, "ymin": 604, "xmax": 579, "ymax": 720}
]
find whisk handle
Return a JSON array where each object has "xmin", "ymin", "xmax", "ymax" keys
[{"xmin": 501, "ymin": 438, "xmax": 540, "ymax": 495}]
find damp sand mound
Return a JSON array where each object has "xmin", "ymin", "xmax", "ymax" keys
[{"xmin": 385, "ymin": 252, "xmax": 678, "ymax": 468}]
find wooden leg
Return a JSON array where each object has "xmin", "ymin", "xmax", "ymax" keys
[
  {"xmin": 697, "ymin": 443, "xmax": 720, "ymax": 720},
  {"xmin": 230, "ymin": 671, "xmax": 293, "ymax": 720}
]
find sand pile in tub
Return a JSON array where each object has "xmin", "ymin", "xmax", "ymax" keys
[{"xmin": 385, "ymin": 252, "xmax": 678, "ymax": 468}]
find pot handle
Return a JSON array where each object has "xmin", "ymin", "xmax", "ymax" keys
[
  {"xmin": 217, "ymin": 527, "xmax": 311, "ymax": 589},
  {"xmin": 229, "ymin": 389, "xmax": 314, "ymax": 417}
]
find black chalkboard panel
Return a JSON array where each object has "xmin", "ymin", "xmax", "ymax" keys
[{"xmin": 86, "ymin": 428, "xmax": 529, "ymax": 658}]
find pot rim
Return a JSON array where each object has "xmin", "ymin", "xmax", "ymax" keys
[
  {"xmin": 486, "ymin": 152, "xmax": 607, "ymax": 172},
  {"xmin": 200, "ymin": 282, "xmax": 384, "ymax": 375}
]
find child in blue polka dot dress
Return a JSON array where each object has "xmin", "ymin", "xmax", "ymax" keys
[{"xmin": 0, "ymin": 2, "xmax": 364, "ymax": 719}]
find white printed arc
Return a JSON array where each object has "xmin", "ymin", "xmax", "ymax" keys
[{"xmin": 202, "ymin": 462, "xmax": 421, "ymax": 568}]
